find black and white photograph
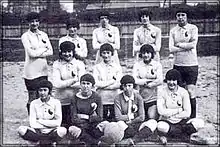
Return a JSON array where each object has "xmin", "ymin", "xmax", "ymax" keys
[{"xmin": 0, "ymin": 0, "xmax": 219, "ymax": 146}]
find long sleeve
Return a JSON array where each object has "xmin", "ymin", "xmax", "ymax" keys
[
  {"xmin": 70, "ymin": 96, "xmax": 82, "ymax": 124},
  {"xmin": 131, "ymin": 95, "xmax": 145, "ymax": 123},
  {"xmin": 29, "ymin": 102, "xmax": 46, "ymax": 129},
  {"xmin": 114, "ymin": 96, "xmax": 130, "ymax": 121},
  {"xmin": 177, "ymin": 26, "xmax": 198, "ymax": 50},
  {"xmin": 154, "ymin": 28, "xmax": 161, "ymax": 52},
  {"xmin": 52, "ymin": 63, "xmax": 75, "ymax": 88},
  {"xmin": 93, "ymin": 65, "xmax": 115, "ymax": 88},
  {"xmin": 38, "ymin": 100, "xmax": 62, "ymax": 127},
  {"xmin": 173, "ymin": 90, "xmax": 191, "ymax": 119},
  {"xmin": 89, "ymin": 93, "xmax": 103, "ymax": 122},
  {"xmin": 21, "ymin": 32, "xmax": 53, "ymax": 58},
  {"xmin": 111, "ymin": 27, "xmax": 120, "ymax": 50},
  {"xmin": 157, "ymin": 98, "xmax": 180, "ymax": 117},
  {"xmin": 21, "ymin": 34, "xmax": 48, "ymax": 58},
  {"xmin": 92, "ymin": 29, "xmax": 102, "ymax": 50},
  {"xmin": 169, "ymin": 30, "xmax": 186, "ymax": 53},
  {"xmin": 133, "ymin": 29, "xmax": 141, "ymax": 56},
  {"xmin": 79, "ymin": 39, "xmax": 88, "ymax": 58},
  {"xmin": 147, "ymin": 63, "xmax": 163, "ymax": 87}
]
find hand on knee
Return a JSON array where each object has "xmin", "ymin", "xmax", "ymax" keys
[
  {"xmin": 57, "ymin": 127, "xmax": 67, "ymax": 138},
  {"xmin": 157, "ymin": 121, "xmax": 170, "ymax": 133},
  {"xmin": 17, "ymin": 126, "xmax": 28, "ymax": 136},
  {"xmin": 68, "ymin": 126, "xmax": 81, "ymax": 138}
]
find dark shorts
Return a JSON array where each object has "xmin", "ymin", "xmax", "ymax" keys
[
  {"xmin": 144, "ymin": 101, "xmax": 156, "ymax": 111},
  {"xmin": 173, "ymin": 65, "xmax": 198, "ymax": 85},
  {"xmin": 24, "ymin": 76, "xmax": 48, "ymax": 91},
  {"xmin": 159, "ymin": 119, "xmax": 196, "ymax": 138}
]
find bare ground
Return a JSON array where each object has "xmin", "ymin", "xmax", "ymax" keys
[{"xmin": 2, "ymin": 56, "xmax": 219, "ymax": 146}]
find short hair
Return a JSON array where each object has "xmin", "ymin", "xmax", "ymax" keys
[
  {"xmin": 80, "ymin": 73, "xmax": 95, "ymax": 86},
  {"xmin": 26, "ymin": 12, "xmax": 40, "ymax": 22},
  {"xmin": 66, "ymin": 19, "xmax": 80, "ymax": 30},
  {"xmin": 164, "ymin": 69, "xmax": 183, "ymax": 86},
  {"xmin": 138, "ymin": 9, "xmax": 152, "ymax": 22},
  {"xmin": 100, "ymin": 43, "xmax": 114, "ymax": 56},
  {"xmin": 175, "ymin": 4, "xmax": 191, "ymax": 15},
  {"xmin": 98, "ymin": 10, "xmax": 110, "ymax": 19},
  {"xmin": 120, "ymin": 75, "xmax": 136, "ymax": 90},
  {"xmin": 36, "ymin": 80, "xmax": 53, "ymax": 95},
  {"xmin": 59, "ymin": 41, "xmax": 76, "ymax": 58},
  {"xmin": 139, "ymin": 44, "xmax": 155, "ymax": 59}
]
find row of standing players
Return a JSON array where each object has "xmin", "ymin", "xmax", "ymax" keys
[{"xmin": 17, "ymin": 7, "xmax": 204, "ymax": 146}]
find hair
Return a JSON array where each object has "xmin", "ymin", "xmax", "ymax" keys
[
  {"xmin": 98, "ymin": 10, "xmax": 110, "ymax": 19},
  {"xmin": 139, "ymin": 44, "xmax": 155, "ymax": 59},
  {"xmin": 164, "ymin": 69, "xmax": 183, "ymax": 86},
  {"xmin": 26, "ymin": 12, "xmax": 40, "ymax": 22},
  {"xmin": 138, "ymin": 9, "xmax": 152, "ymax": 22},
  {"xmin": 66, "ymin": 18, "xmax": 80, "ymax": 30},
  {"xmin": 100, "ymin": 43, "xmax": 114, "ymax": 56},
  {"xmin": 80, "ymin": 73, "xmax": 95, "ymax": 86},
  {"xmin": 36, "ymin": 80, "xmax": 53, "ymax": 95},
  {"xmin": 120, "ymin": 75, "xmax": 137, "ymax": 90},
  {"xmin": 59, "ymin": 41, "xmax": 76, "ymax": 59}
]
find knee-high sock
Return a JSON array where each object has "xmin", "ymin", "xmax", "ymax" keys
[
  {"xmin": 133, "ymin": 126, "xmax": 152, "ymax": 142},
  {"xmin": 22, "ymin": 129, "xmax": 40, "ymax": 142},
  {"xmin": 190, "ymin": 98, "xmax": 196, "ymax": 118}
]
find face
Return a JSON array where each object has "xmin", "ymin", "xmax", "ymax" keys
[
  {"xmin": 38, "ymin": 87, "xmax": 50, "ymax": 99},
  {"xmin": 61, "ymin": 50, "xmax": 73, "ymax": 62},
  {"xmin": 80, "ymin": 81, "xmax": 93, "ymax": 94},
  {"xmin": 141, "ymin": 15, "xmax": 150, "ymax": 25},
  {"xmin": 29, "ymin": 19, "xmax": 39, "ymax": 31},
  {"xmin": 101, "ymin": 50, "xmax": 112, "ymax": 63},
  {"xmin": 176, "ymin": 12, "xmax": 187, "ymax": 26},
  {"xmin": 68, "ymin": 26, "xmax": 78, "ymax": 36},
  {"xmin": 167, "ymin": 79, "xmax": 178, "ymax": 91},
  {"xmin": 123, "ymin": 83, "xmax": 134, "ymax": 97},
  {"xmin": 100, "ymin": 16, "xmax": 109, "ymax": 27},
  {"xmin": 142, "ymin": 51, "xmax": 152, "ymax": 62}
]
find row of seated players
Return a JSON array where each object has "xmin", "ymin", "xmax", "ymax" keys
[{"xmin": 18, "ymin": 70, "xmax": 204, "ymax": 146}]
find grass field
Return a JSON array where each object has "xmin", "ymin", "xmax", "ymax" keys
[{"xmin": 2, "ymin": 56, "xmax": 219, "ymax": 146}]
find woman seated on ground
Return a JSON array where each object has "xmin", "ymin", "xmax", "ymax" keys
[
  {"xmin": 93, "ymin": 43, "xmax": 123, "ymax": 121},
  {"xmin": 68, "ymin": 74, "xmax": 104, "ymax": 146},
  {"xmin": 157, "ymin": 69, "xmax": 204, "ymax": 144},
  {"xmin": 17, "ymin": 80, "xmax": 67, "ymax": 146},
  {"xmin": 114, "ymin": 75, "xmax": 158, "ymax": 145},
  {"xmin": 52, "ymin": 41, "xmax": 85, "ymax": 128},
  {"xmin": 132, "ymin": 44, "xmax": 163, "ymax": 120}
]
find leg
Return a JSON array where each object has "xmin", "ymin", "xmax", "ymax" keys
[
  {"xmin": 147, "ymin": 104, "xmax": 159, "ymax": 120},
  {"xmin": 187, "ymin": 84, "xmax": 197, "ymax": 118},
  {"xmin": 48, "ymin": 127, "xmax": 67, "ymax": 141},
  {"xmin": 133, "ymin": 119, "xmax": 157, "ymax": 143},
  {"xmin": 185, "ymin": 66, "xmax": 198, "ymax": 118},
  {"xmin": 144, "ymin": 101, "xmax": 158, "ymax": 120},
  {"xmin": 17, "ymin": 126, "xmax": 40, "ymax": 142},
  {"xmin": 61, "ymin": 105, "xmax": 71, "ymax": 128}
]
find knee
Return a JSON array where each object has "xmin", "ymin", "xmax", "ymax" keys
[
  {"xmin": 68, "ymin": 126, "xmax": 82, "ymax": 138},
  {"xmin": 140, "ymin": 119, "xmax": 157, "ymax": 132},
  {"xmin": 157, "ymin": 121, "xmax": 170, "ymax": 133},
  {"xmin": 187, "ymin": 85, "xmax": 196, "ymax": 98},
  {"xmin": 188, "ymin": 118, "xmax": 205, "ymax": 130},
  {"xmin": 57, "ymin": 127, "xmax": 67, "ymax": 138},
  {"xmin": 17, "ymin": 126, "xmax": 28, "ymax": 136}
]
